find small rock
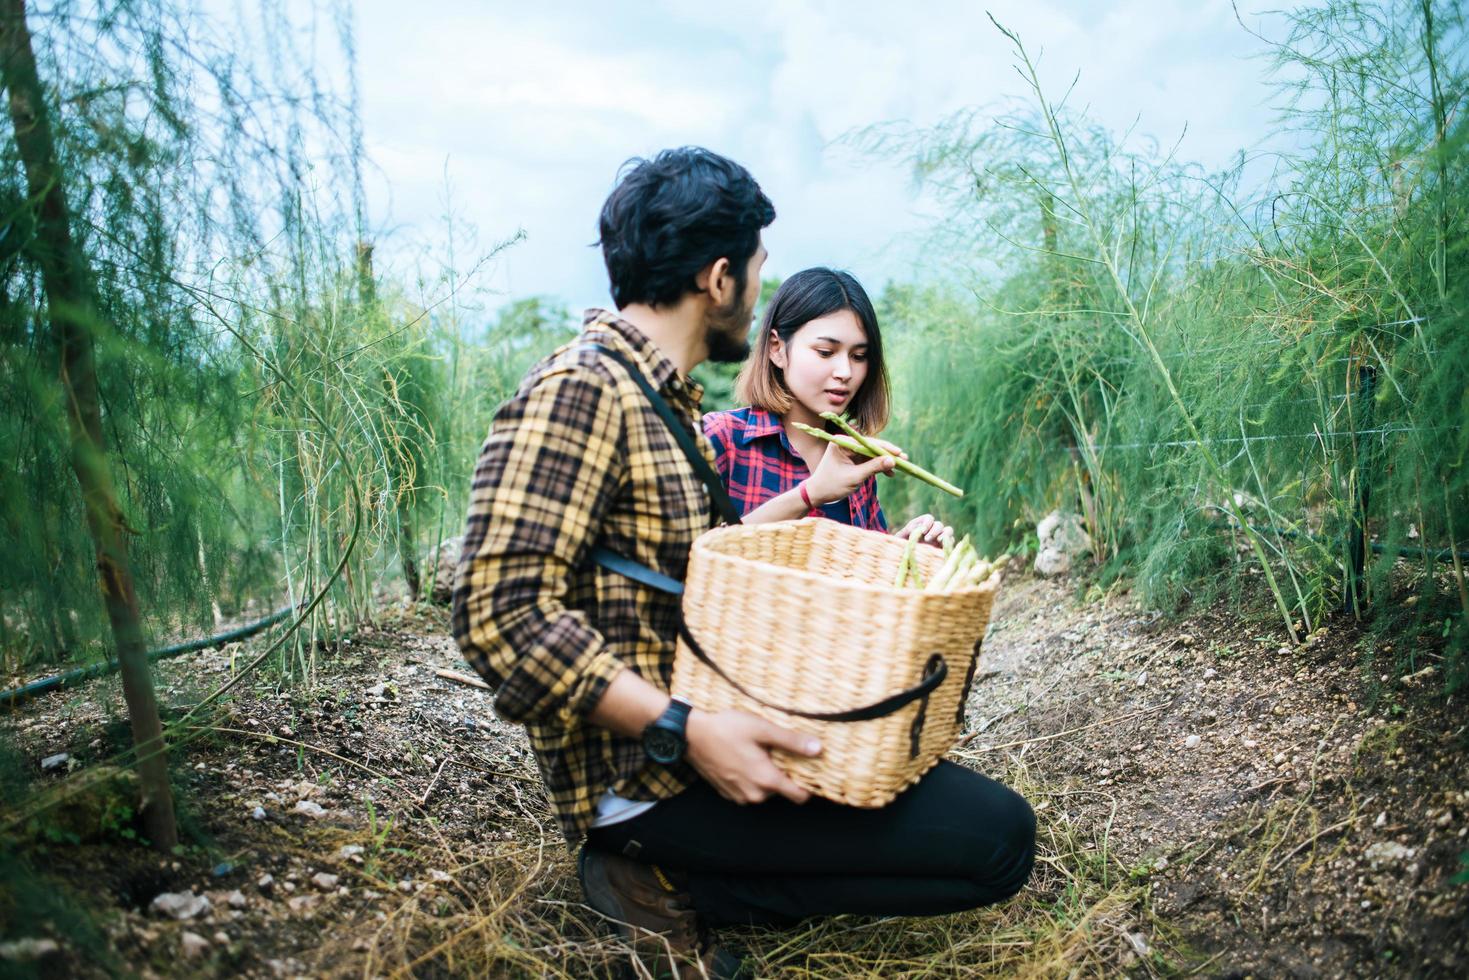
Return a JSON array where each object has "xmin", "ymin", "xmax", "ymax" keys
[
  {"xmin": 1274, "ymin": 752, "xmax": 1288, "ymax": 765},
  {"xmin": 1365, "ymin": 841, "xmax": 1415, "ymax": 870},
  {"xmin": 286, "ymin": 895, "xmax": 319, "ymax": 914},
  {"xmin": 1153, "ymin": 855, "xmax": 1168, "ymax": 871},
  {"xmin": 1135, "ymin": 671, "xmax": 1148, "ymax": 687},
  {"xmin": 311, "ymin": 872, "xmax": 340, "ymax": 891},
  {"xmin": 211, "ymin": 862, "xmax": 234, "ymax": 878},
  {"xmin": 428, "ymin": 869, "xmax": 452, "ymax": 883},
  {"xmin": 1202, "ymin": 668, "xmax": 1218, "ymax": 680},
  {"xmin": 1374, "ymin": 811, "xmax": 1388, "ymax": 828},
  {"xmin": 226, "ymin": 890, "xmax": 248, "ymax": 910},
  {"xmin": 0, "ymin": 938, "xmax": 61, "ymax": 961},
  {"xmin": 252, "ymin": 806, "xmax": 267, "ymax": 821},
  {"xmin": 337, "ymin": 844, "xmax": 365, "ymax": 860},
  {"xmin": 1178, "ymin": 634, "xmax": 1194, "ymax": 647},
  {"xmin": 1033, "ymin": 546, "xmax": 1072, "ymax": 577},
  {"xmin": 40, "ymin": 753, "xmax": 69, "ymax": 772},
  {"xmin": 180, "ymin": 931, "xmax": 210, "ymax": 959},
  {"xmin": 292, "ymin": 800, "xmax": 327, "ymax": 819},
  {"xmin": 1242, "ymin": 739, "xmax": 1259, "ymax": 749},
  {"xmin": 212, "ymin": 931, "xmax": 230, "ymax": 946},
  {"xmin": 1185, "ymin": 735, "xmax": 1201, "ymax": 749},
  {"xmin": 151, "ymin": 891, "xmax": 211, "ymax": 921},
  {"xmin": 257, "ymin": 873, "xmax": 275, "ymax": 893}
]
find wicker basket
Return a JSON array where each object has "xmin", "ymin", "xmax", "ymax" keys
[{"xmin": 670, "ymin": 518, "xmax": 1001, "ymax": 807}]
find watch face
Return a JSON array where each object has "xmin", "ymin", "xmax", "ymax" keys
[{"xmin": 644, "ymin": 727, "xmax": 683, "ymax": 765}]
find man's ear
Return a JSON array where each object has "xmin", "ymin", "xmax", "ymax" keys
[{"xmin": 695, "ymin": 256, "xmax": 733, "ymax": 304}]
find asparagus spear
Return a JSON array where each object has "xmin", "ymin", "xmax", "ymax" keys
[
  {"xmin": 894, "ymin": 533, "xmax": 915, "ymax": 588},
  {"xmin": 790, "ymin": 420, "xmax": 965, "ymax": 498}
]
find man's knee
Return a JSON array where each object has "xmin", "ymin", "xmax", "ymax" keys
[{"xmin": 966, "ymin": 783, "xmax": 1037, "ymax": 902}]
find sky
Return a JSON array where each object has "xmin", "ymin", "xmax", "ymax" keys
[{"xmin": 348, "ymin": 1, "xmax": 1303, "ymax": 315}]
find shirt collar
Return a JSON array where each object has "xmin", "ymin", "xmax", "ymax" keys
[
  {"xmin": 582, "ymin": 308, "xmax": 690, "ymax": 398},
  {"xmin": 735, "ymin": 406, "xmax": 786, "ymax": 448}
]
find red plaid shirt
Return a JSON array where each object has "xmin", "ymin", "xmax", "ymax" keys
[{"xmin": 702, "ymin": 406, "xmax": 888, "ymax": 531}]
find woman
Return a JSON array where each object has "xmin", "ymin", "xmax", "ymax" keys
[{"xmin": 703, "ymin": 267, "xmax": 951, "ymax": 544}]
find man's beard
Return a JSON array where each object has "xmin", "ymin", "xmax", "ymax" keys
[{"xmin": 704, "ymin": 291, "xmax": 754, "ymax": 364}]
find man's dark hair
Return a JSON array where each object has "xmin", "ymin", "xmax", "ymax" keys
[{"xmin": 598, "ymin": 147, "xmax": 775, "ymax": 309}]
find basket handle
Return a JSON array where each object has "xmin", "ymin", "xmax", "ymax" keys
[{"xmin": 677, "ymin": 623, "xmax": 947, "ymax": 722}]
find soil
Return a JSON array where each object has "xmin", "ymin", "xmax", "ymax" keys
[{"xmin": 1, "ymin": 572, "xmax": 1465, "ymax": 978}]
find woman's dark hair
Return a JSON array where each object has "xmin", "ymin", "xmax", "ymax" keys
[
  {"xmin": 598, "ymin": 147, "xmax": 775, "ymax": 309},
  {"xmin": 735, "ymin": 268, "xmax": 891, "ymax": 433}
]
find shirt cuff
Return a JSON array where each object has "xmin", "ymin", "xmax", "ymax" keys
[{"xmin": 559, "ymin": 650, "xmax": 627, "ymax": 723}]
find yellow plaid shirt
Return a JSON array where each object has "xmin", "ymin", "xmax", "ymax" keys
[{"xmin": 452, "ymin": 309, "xmax": 714, "ymax": 844}]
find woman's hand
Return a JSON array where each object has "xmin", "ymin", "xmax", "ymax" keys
[
  {"xmin": 895, "ymin": 513, "xmax": 953, "ymax": 547},
  {"xmin": 805, "ymin": 439, "xmax": 896, "ymax": 506}
]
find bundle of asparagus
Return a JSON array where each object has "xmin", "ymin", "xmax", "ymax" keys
[
  {"xmin": 892, "ymin": 533, "xmax": 1007, "ymax": 591},
  {"xmin": 791, "ymin": 412, "xmax": 964, "ymax": 499}
]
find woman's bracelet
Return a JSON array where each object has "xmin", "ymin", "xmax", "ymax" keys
[{"xmin": 798, "ymin": 481, "xmax": 817, "ymax": 513}]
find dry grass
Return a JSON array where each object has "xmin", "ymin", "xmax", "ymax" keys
[{"xmin": 321, "ymin": 754, "xmax": 1180, "ymax": 979}]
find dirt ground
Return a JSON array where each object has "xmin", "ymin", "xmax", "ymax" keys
[{"xmin": 1, "ymin": 570, "xmax": 1465, "ymax": 978}]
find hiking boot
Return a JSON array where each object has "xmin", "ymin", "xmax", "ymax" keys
[{"xmin": 578, "ymin": 846, "xmax": 752, "ymax": 979}]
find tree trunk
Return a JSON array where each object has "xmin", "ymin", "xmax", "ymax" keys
[{"xmin": 0, "ymin": 0, "xmax": 178, "ymax": 849}]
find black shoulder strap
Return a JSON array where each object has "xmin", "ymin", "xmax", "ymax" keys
[{"xmin": 578, "ymin": 342, "xmax": 742, "ymax": 527}]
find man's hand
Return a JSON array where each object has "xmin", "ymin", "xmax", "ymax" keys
[{"xmin": 685, "ymin": 708, "xmax": 821, "ymax": 805}]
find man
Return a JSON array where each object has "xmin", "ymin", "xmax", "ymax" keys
[{"xmin": 454, "ymin": 147, "xmax": 1035, "ymax": 978}]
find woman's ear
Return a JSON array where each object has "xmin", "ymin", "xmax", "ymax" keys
[{"xmin": 768, "ymin": 333, "xmax": 787, "ymax": 370}]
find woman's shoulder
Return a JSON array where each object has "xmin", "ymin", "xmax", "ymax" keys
[
  {"xmin": 701, "ymin": 405, "xmax": 760, "ymax": 441},
  {"xmin": 702, "ymin": 405, "xmax": 757, "ymax": 427}
]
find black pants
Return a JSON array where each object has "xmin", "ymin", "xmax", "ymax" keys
[{"xmin": 586, "ymin": 761, "xmax": 1036, "ymax": 927}]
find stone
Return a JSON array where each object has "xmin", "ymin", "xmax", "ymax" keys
[
  {"xmin": 180, "ymin": 931, "xmax": 210, "ymax": 959},
  {"xmin": 0, "ymin": 938, "xmax": 61, "ymax": 961},
  {"xmin": 1037, "ymin": 511, "xmax": 1092, "ymax": 555},
  {"xmin": 151, "ymin": 891, "xmax": 211, "ymax": 920},
  {"xmin": 311, "ymin": 872, "xmax": 340, "ymax": 891},
  {"xmin": 429, "ymin": 537, "xmax": 464, "ymax": 604},
  {"xmin": 292, "ymin": 800, "xmax": 327, "ymax": 819},
  {"xmin": 1365, "ymin": 841, "xmax": 1415, "ymax": 870},
  {"xmin": 257, "ymin": 873, "xmax": 275, "ymax": 893},
  {"xmin": 226, "ymin": 890, "xmax": 248, "ymax": 910},
  {"xmin": 1034, "ymin": 546, "xmax": 1072, "ymax": 577},
  {"xmin": 1033, "ymin": 511, "xmax": 1091, "ymax": 576},
  {"xmin": 40, "ymin": 753, "xmax": 69, "ymax": 772},
  {"xmin": 252, "ymin": 806, "xmax": 267, "ymax": 821},
  {"xmin": 1185, "ymin": 735, "xmax": 1201, "ymax": 749},
  {"xmin": 337, "ymin": 844, "xmax": 365, "ymax": 860}
]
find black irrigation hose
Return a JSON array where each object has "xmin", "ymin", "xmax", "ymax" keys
[{"xmin": 0, "ymin": 605, "xmax": 295, "ymax": 708}]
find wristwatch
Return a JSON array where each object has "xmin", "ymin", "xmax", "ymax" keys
[{"xmin": 642, "ymin": 696, "xmax": 693, "ymax": 765}]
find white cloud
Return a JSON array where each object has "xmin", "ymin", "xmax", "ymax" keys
[{"xmin": 345, "ymin": 0, "xmax": 1298, "ymax": 312}]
